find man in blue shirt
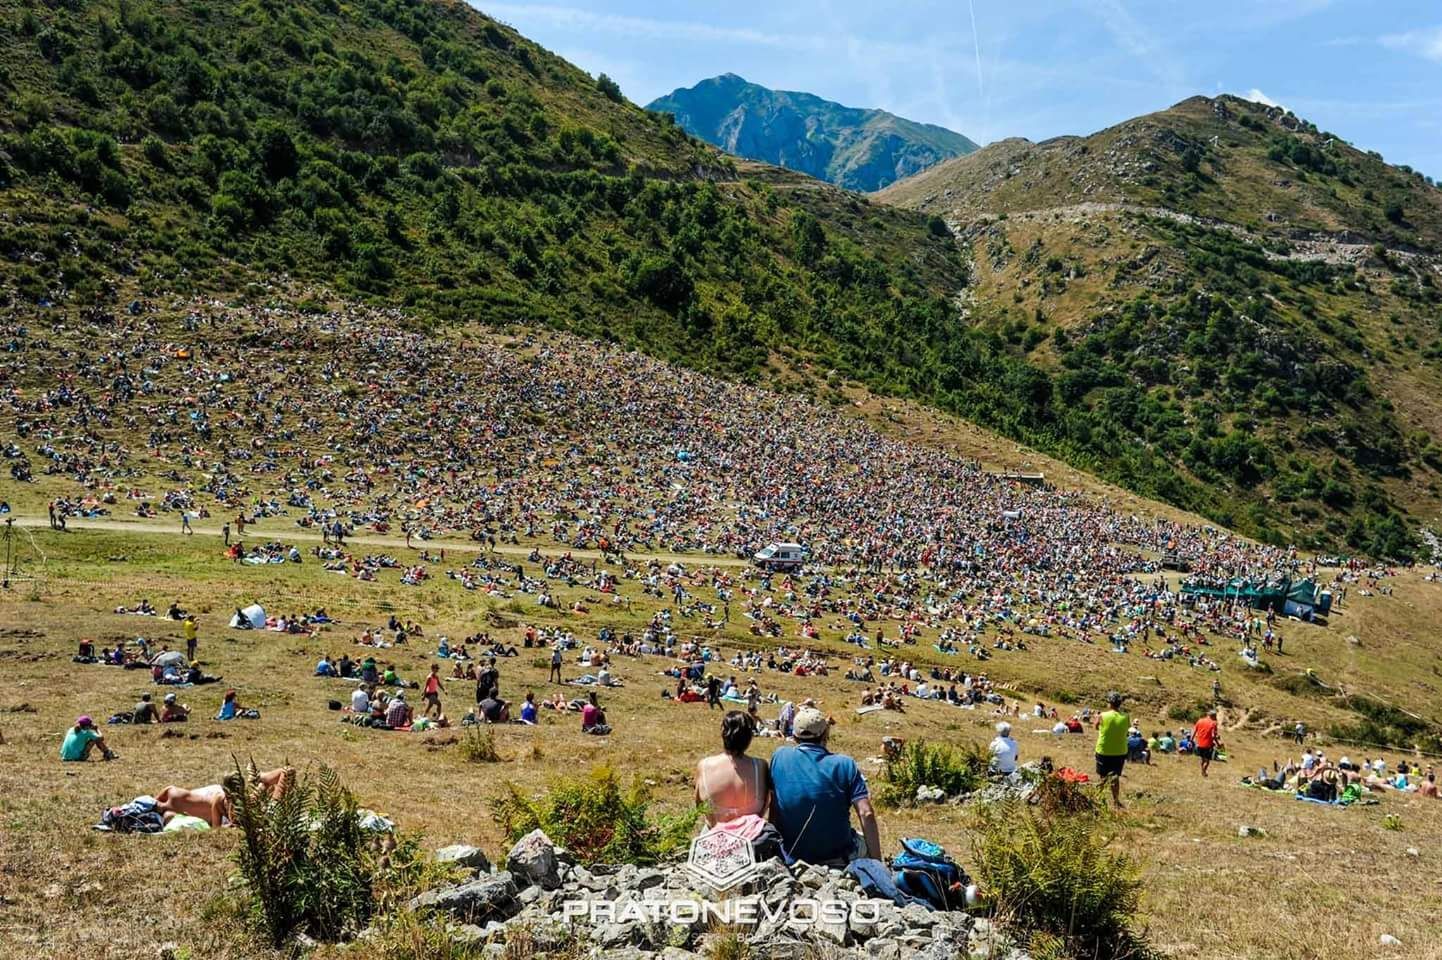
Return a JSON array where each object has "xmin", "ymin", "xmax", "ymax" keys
[{"xmin": 769, "ymin": 707, "xmax": 880, "ymax": 865}]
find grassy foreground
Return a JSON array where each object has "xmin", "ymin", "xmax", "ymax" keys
[{"xmin": 1, "ymin": 520, "xmax": 1440, "ymax": 960}]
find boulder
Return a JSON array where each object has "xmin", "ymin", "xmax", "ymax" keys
[
  {"xmin": 408, "ymin": 875, "xmax": 520, "ymax": 924},
  {"xmin": 435, "ymin": 844, "xmax": 492, "ymax": 873},
  {"xmin": 507, "ymin": 828, "xmax": 561, "ymax": 890}
]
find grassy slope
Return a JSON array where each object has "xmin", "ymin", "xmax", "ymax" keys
[
  {"xmin": 2, "ymin": 519, "xmax": 1440, "ymax": 960},
  {"xmin": 879, "ymin": 95, "xmax": 1442, "ymax": 554}
]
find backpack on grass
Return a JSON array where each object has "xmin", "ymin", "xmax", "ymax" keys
[{"xmin": 892, "ymin": 837, "xmax": 970, "ymax": 910}]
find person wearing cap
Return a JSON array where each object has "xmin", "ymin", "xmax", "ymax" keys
[
  {"xmin": 157, "ymin": 691, "xmax": 187, "ymax": 721},
  {"xmin": 1094, "ymin": 692, "xmax": 1130, "ymax": 808},
  {"xmin": 989, "ymin": 721, "xmax": 1020, "ymax": 775},
  {"xmin": 385, "ymin": 689, "xmax": 412, "ymax": 728},
  {"xmin": 768, "ymin": 706, "xmax": 879, "ymax": 865},
  {"xmin": 60, "ymin": 716, "xmax": 116, "ymax": 761}
]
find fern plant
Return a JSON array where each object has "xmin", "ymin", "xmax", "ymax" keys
[
  {"xmin": 970, "ymin": 795, "xmax": 1152, "ymax": 959},
  {"xmin": 226, "ymin": 760, "xmax": 383, "ymax": 946}
]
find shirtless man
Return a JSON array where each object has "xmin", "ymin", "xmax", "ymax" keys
[{"xmin": 155, "ymin": 767, "xmax": 294, "ymax": 827}]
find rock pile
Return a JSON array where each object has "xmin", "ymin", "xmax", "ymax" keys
[{"xmin": 406, "ymin": 830, "xmax": 1028, "ymax": 960}]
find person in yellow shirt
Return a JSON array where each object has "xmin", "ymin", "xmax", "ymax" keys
[
  {"xmin": 183, "ymin": 614, "xmax": 198, "ymax": 662},
  {"xmin": 1094, "ymin": 691, "xmax": 1131, "ymax": 809}
]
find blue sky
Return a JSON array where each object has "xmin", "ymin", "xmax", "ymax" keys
[{"xmin": 473, "ymin": 1, "xmax": 1442, "ymax": 178}]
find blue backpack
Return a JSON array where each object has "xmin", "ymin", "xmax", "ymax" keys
[{"xmin": 892, "ymin": 837, "xmax": 969, "ymax": 910}]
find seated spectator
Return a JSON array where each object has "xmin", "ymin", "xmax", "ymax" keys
[
  {"xmin": 1127, "ymin": 726, "xmax": 1151, "ymax": 764},
  {"xmin": 132, "ymin": 693, "xmax": 160, "ymax": 725},
  {"xmin": 989, "ymin": 721, "xmax": 1020, "ymax": 775},
  {"xmin": 160, "ymin": 693, "xmax": 189, "ymax": 722},
  {"xmin": 316, "ymin": 654, "xmax": 336, "ymax": 677},
  {"xmin": 479, "ymin": 687, "xmax": 510, "ymax": 723},
  {"xmin": 768, "ymin": 706, "xmax": 879, "ymax": 865},
  {"xmin": 581, "ymin": 691, "xmax": 610, "ymax": 735},
  {"xmin": 519, "ymin": 691, "xmax": 538, "ymax": 725},
  {"xmin": 60, "ymin": 716, "xmax": 116, "ymax": 761},
  {"xmin": 385, "ymin": 690, "xmax": 412, "ymax": 728},
  {"xmin": 695, "ymin": 711, "xmax": 772, "ymax": 827},
  {"xmin": 216, "ymin": 689, "xmax": 242, "ymax": 721}
]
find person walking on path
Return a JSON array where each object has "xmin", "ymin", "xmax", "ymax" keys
[
  {"xmin": 1094, "ymin": 691, "xmax": 1131, "ymax": 809},
  {"xmin": 181, "ymin": 511, "xmax": 193, "ymax": 536},
  {"xmin": 222, "ymin": 522, "xmax": 231, "ymax": 546},
  {"xmin": 548, "ymin": 643, "xmax": 563, "ymax": 684}
]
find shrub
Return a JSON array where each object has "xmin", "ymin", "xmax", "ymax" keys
[
  {"xmin": 1166, "ymin": 699, "xmax": 1211, "ymax": 723},
  {"xmin": 970, "ymin": 796, "xmax": 1151, "ymax": 959},
  {"xmin": 227, "ymin": 761, "xmax": 408, "ymax": 946},
  {"xmin": 460, "ymin": 723, "xmax": 505, "ymax": 763},
  {"xmin": 491, "ymin": 766, "xmax": 700, "ymax": 866},
  {"xmin": 875, "ymin": 739, "xmax": 988, "ymax": 807},
  {"xmin": 1382, "ymin": 814, "xmax": 1403, "ymax": 831}
]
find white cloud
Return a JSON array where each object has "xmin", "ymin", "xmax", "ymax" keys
[
  {"xmin": 1380, "ymin": 24, "xmax": 1442, "ymax": 62},
  {"xmin": 1242, "ymin": 88, "xmax": 1284, "ymax": 109}
]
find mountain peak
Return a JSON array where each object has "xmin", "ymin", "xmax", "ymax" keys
[{"xmin": 647, "ymin": 78, "xmax": 977, "ymax": 192}]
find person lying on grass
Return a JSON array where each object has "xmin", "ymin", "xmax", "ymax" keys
[
  {"xmin": 156, "ymin": 767, "xmax": 294, "ymax": 827},
  {"xmin": 60, "ymin": 716, "xmax": 117, "ymax": 762}
]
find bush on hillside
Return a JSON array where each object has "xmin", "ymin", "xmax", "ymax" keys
[
  {"xmin": 875, "ymin": 739, "xmax": 989, "ymax": 807},
  {"xmin": 227, "ymin": 761, "xmax": 424, "ymax": 946},
  {"xmin": 1166, "ymin": 699, "xmax": 1212, "ymax": 723},
  {"xmin": 970, "ymin": 795, "xmax": 1151, "ymax": 960},
  {"xmin": 491, "ymin": 766, "xmax": 700, "ymax": 866}
]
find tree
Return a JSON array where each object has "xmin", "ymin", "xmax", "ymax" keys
[{"xmin": 596, "ymin": 73, "xmax": 623, "ymax": 103}]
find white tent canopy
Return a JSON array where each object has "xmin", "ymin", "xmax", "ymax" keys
[{"xmin": 229, "ymin": 603, "xmax": 265, "ymax": 629}]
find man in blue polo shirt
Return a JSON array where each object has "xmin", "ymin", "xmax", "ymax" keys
[{"xmin": 769, "ymin": 707, "xmax": 880, "ymax": 865}]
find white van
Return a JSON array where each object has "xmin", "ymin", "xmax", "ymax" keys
[{"xmin": 754, "ymin": 542, "xmax": 805, "ymax": 572}]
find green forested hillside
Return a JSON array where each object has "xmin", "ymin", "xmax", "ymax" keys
[
  {"xmin": 879, "ymin": 96, "xmax": 1442, "ymax": 556},
  {"xmin": 1, "ymin": 2, "xmax": 1437, "ymax": 557},
  {"xmin": 0, "ymin": 0, "xmax": 974, "ymax": 378}
]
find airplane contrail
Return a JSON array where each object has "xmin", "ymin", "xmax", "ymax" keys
[{"xmin": 968, "ymin": 0, "xmax": 984, "ymax": 100}]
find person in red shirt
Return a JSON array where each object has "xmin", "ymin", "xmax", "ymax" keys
[
  {"xmin": 1193, "ymin": 710, "xmax": 1221, "ymax": 778},
  {"xmin": 422, "ymin": 663, "xmax": 444, "ymax": 720}
]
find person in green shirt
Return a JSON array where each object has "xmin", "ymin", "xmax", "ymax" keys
[
  {"xmin": 1094, "ymin": 692, "xmax": 1130, "ymax": 808},
  {"xmin": 60, "ymin": 716, "xmax": 116, "ymax": 762}
]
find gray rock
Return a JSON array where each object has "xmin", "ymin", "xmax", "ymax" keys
[
  {"xmin": 660, "ymin": 948, "xmax": 702, "ymax": 960},
  {"xmin": 435, "ymin": 844, "xmax": 492, "ymax": 873},
  {"xmin": 409, "ymin": 875, "xmax": 520, "ymax": 924},
  {"xmin": 595, "ymin": 921, "xmax": 639, "ymax": 949},
  {"xmin": 865, "ymin": 937, "xmax": 903, "ymax": 960},
  {"xmin": 900, "ymin": 904, "xmax": 937, "ymax": 928},
  {"xmin": 507, "ymin": 828, "xmax": 561, "ymax": 890},
  {"xmin": 635, "ymin": 867, "xmax": 666, "ymax": 890},
  {"xmin": 517, "ymin": 885, "xmax": 542, "ymax": 906}
]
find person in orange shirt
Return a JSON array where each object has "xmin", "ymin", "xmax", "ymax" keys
[{"xmin": 1193, "ymin": 709, "xmax": 1221, "ymax": 778}]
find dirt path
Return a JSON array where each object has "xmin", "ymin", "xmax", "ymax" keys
[
  {"xmin": 8, "ymin": 515, "xmax": 751, "ymax": 569},
  {"xmin": 959, "ymin": 200, "xmax": 1441, "ymax": 269}
]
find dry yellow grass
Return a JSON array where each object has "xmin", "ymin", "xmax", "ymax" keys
[{"xmin": 1, "ymin": 519, "xmax": 1440, "ymax": 960}]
